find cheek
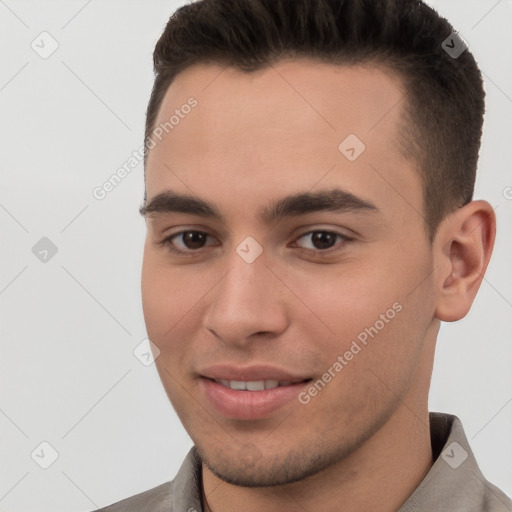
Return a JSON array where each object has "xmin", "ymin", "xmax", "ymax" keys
[
  {"xmin": 283, "ymin": 260, "xmax": 401, "ymax": 343},
  {"xmin": 141, "ymin": 256, "xmax": 217, "ymax": 379},
  {"xmin": 306, "ymin": 301, "xmax": 425, "ymax": 430},
  {"xmin": 288, "ymin": 258, "xmax": 426, "ymax": 380},
  {"xmin": 141, "ymin": 259, "xmax": 170, "ymax": 337},
  {"xmin": 141, "ymin": 256, "xmax": 201, "ymax": 335},
  {"xmin": 141, "ymin": 259, "xmax": 202, "ymax": 398}
]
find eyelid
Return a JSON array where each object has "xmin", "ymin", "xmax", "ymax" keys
[{"xmin": 293, "ymin": 222, "xmax": 358, "ymax": 239}]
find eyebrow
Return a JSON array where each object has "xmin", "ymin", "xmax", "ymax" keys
[{"xmin": 139, "ymin": 187, "xmax": 379, "ymax": 224}]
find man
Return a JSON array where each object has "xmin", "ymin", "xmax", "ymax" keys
[{"xmin": 93, "ymin": 0, "xmax": 511, "ymax": 510}]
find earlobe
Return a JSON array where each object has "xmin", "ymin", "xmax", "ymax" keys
[{"xmin": 434, "ymin": 200, "xmax": 496, "ymax": 322}]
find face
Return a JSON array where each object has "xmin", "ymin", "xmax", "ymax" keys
[{"xmin": 141, "ymin": 60, "xmax": 440, "ymax": 486}]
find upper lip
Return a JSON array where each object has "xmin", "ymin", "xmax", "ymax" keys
[{"xmin": 199, "ymin": 364, "xmax": 310, "ymax": 382}]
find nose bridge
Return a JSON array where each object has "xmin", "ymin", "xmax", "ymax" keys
[{"xmin": 203, "ymin": 245, "xmax": 288, "ymax": 344}]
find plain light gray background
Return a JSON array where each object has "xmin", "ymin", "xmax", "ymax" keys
[{"xmin": 1, "ymin": 1, "xmax": 511, "ymax": 510}]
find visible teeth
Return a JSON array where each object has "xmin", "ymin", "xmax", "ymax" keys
[
  {"xmin": 264, "ymin": 379, "xmax": 279, "ymax": 389},
  {"xmin": 246, "ymin": 381, "xmax": 265, "ymax": 391},
  {"xmin": 215, "ymin": 379, "xmax": 294, "ymax": 390},
  {"xmin": 230, "ymin": 380, "xmax": 246, "ymax": 390}
]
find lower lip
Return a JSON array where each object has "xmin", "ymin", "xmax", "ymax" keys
[{"xmin": 200, "ymin": 378, "xmax": 310, "ymax": 420}]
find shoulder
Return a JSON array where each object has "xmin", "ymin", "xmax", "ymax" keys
[
  {"xmin": 89, "ymin": 480, "xmax": 174, "ymax": 512},
  {"xmin": 480, "ymin": 480, "xmax": 512, "ymax": 512},
  {"xmin": 87, "ymin": 446, "xmax": 202, "ymax": 512},
  {"xmin": 427, "ymin": 413, "xmax": 512, "ymax": 511}
]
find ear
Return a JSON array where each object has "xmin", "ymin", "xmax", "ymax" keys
[{"xmin": 433, "ymin": 200, "xmax": 496, "ymax": 322}]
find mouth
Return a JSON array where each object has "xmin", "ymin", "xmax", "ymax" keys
[
  {"xmin": 209, "ymin": 378, "xmax": 311, "ymax": 391},
  {"xmin": 199, "ymin": 376, "xmax": 313, "ymax": 420}
]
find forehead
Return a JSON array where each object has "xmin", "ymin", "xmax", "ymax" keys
[
  {"xmin": 152, "ymin": 59, "xmax": 407, "ymax": 146},
  {"xmin": 145, "ymin": 59, "xmax": 422, "ymax": 227}
]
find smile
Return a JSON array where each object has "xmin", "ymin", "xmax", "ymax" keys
[{"xmin": 214, "ymin": 379, "xmax": 295, "ymax": 390}]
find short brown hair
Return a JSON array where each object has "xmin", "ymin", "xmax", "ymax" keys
[{"xmin": 144, "ymin": 0, "xmax": 485, "ymax": 242}]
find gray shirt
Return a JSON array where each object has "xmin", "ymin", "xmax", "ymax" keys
[{"xmin": 93, "ymin": 412, "xmax": 512, "ymax": 511}]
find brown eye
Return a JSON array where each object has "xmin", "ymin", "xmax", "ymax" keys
[
  {"xmin": 310, "ymin": 232, "xmax": 337, "ymax": 250},
  {"xmin": 180, "ymin": 231, "xmax": 208, "ymax": 250},
  {"xmin": 295, "ymin": 230, "xmax": 350, "ymax": 252},
  {"xmin": 159, "ymin": 230, "xmax": 217, "ymax": 255}
]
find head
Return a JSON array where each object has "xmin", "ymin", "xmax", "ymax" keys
[
  {"xmin": 143, "ymin": 0, "xmax": 486, "ymax": 242},
  {"xmin": 139, "ymin": 0, "xmax": 495, "ymax": 488}
]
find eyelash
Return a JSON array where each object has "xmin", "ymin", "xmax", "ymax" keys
[{"xmin": 157, "ymin": 229, "xmax": 353, "ymax": 257}]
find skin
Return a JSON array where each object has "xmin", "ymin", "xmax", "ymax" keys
[{"xmin": 140, "ymin": 59, "xmax": 495, "ymax": 512}]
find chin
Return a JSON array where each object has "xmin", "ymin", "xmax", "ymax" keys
[{"xmin": 197, "ymin": 441, "xmax": 344, "ymax": 488}]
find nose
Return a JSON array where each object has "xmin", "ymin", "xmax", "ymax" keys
[{"xmin": 202, "ymin": 251, "xmax": 289, "ymax": 347}]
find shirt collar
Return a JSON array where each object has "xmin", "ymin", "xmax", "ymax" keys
[{"xmin": 398, "ymin": 412, "xmax": 510, "ymax": 511}]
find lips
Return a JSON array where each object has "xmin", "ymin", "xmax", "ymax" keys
[
  {"xmin": 198, "ymin": 364, "xmax": 312, "ymax": 420},
  {"xmin": 199, "ymin": 363, "xmax": 309, "ymax": 383}
]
